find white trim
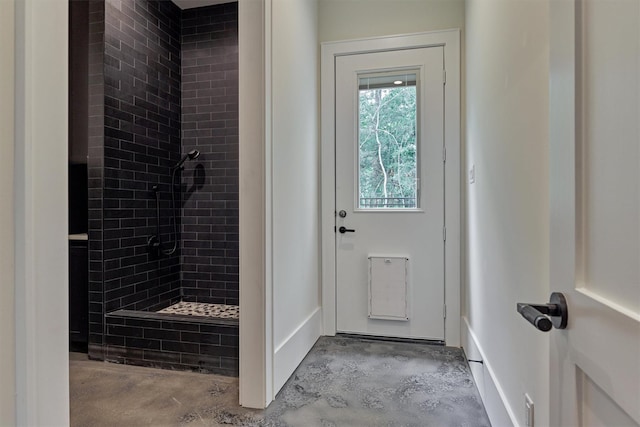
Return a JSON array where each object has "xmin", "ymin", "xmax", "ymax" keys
[
  {"xmin": 547, "ymin": 2, "xmax": 579, "ymax": 424},
  {"xmin": 462, "ymin": 317, "xmax": 518, "ymax": 427},
  {"xmin": 576, "ymin": 287, "xmax": 640, "ymax": 323},
  {"xmin": 0, "ymin": 0, "xmax": 16, "ymax": 423},
  {"xmin": 238, "ymin": 0, "xmax": 273, "ymax": 409},
  {"xmin": 320, "ymin": 30, "xmax": 461, "ymax": 346},
  {"xmin": 273, "ymin": 307, "xmax": 322, "ymax": 393},
  {"xmin": 14, "ymin": 0, "xmax": 69, "ymax": 423},
  {"xmin": 264, "ymin": 0, "xmax": 274, "ymax": 406}
]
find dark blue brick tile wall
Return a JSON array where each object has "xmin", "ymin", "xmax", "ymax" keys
[
  {"xmin": 88, "ymin": 0, "xmax": 106, "ymax": 359},
  {"xmin": 101, "ymin": 0, "xmax": 182, "ymax": 313},
  {"xmin": 180, "ymin": 4, "xmax": 239, "ymax": 306},
  {"xmin": 105, "ymin": 312, "xmax": 239, "ymax": 376},
  {"xmin": 86, "ymin": 0, "xmax": 240, "ymax": 367},
  {"xmin": 89, "ymin": 0, "xmax": 183, "ymax": 359}
]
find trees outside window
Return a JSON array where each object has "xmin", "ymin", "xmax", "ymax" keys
[{"xmin": 358, "ymin": 82, "xmax": 418, "ymax": 209}]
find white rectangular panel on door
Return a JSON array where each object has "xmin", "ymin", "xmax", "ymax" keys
[{"xmin": 368, "ymin": 256, "xmax": 409, "ymax": 321}]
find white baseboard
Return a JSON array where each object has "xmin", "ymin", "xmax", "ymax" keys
[
  {"xmin": 462, "ymin": 316, "xmax": 519, "ymax": 427},
  {"xmin": 273, "ymin": 307, "xmax": 322, "ymax": 395}
]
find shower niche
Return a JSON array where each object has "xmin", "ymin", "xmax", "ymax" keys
[{"xmin": 80, "ymin": 0, "xmax": 239, "ymax": 376}]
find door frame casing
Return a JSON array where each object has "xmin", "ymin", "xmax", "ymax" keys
[
  {"xmin": 13, "ymin": 0, "xmax": 70, "ymax": 423},
  {"xmin": 320, "ymin": 30, "xmax": 461, "ymax": 346},
  {"xmin": 238, "ymin": 0, "xmax": 273, "ymax": 408},
  {"xmin": 0, "ymin": 0, "xmax": 16, "ymax": 423}
]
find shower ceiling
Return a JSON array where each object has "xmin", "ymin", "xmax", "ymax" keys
[{"xmin": 171, "ymin": 0, "xmax": 234, "ymax": 9}]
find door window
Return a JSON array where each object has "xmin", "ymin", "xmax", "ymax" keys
[{"xmin": 358, "ymin": 71, "xmax": 419, "ymax": 209}]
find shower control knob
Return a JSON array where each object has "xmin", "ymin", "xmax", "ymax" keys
[{"xmin": 147, "ymin": 235, "xmax": 160, "ymax": 250}]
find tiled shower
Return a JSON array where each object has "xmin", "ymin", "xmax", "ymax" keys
[{"xmin": 70, "ymin": 0, "xmax": 239, "ymax": 376}]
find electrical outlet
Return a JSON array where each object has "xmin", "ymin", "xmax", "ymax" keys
[
  {"xmin": 524, "ymin": 394, "xmax": 534, "ymax": 427},
  {"xmin": 469, "ymin": 164, "xmax": 476, "ymax": 184}
]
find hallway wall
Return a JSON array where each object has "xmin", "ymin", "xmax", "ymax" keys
[
  {"xmin": 318, "ymin": 0, "xmax": 464, "ymax": 42},
  {"xmin": 464, "ymin": 0, "xmax": 550, "ymax": 426},
  {"xmin": 271, "ymin": 0, "xmax": 321, "ymax": 394}
]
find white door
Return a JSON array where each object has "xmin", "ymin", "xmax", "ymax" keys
[
  {"xmin": 549, "ymin": 0, "xmax": 640, "ymax": 425},
  {"xmin": 335, "ymin": 47, "xmax": 445, "ymax": 340}
]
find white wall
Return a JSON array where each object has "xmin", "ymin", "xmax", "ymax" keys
[
  {"xmin": 464, "ymin": 0, "xmax": 550, "ymax": 426},
  {"xmin": 0, "ymin": 0, "xmax": 16, "ymax": 424},
  {"xmin": 13, "ymin": 0, "xmax": 69, "ymax": 424},
  {"xmin": 318, "ymin": 0, "xmax": 464, "ymax": 42},
  {"xmin": 271, "ymin": 0, "xmax": 322, "ymax": 395}
]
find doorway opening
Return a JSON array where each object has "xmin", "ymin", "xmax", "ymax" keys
[{"xmin": 68, "ymin": 0, "xmax": 240, "ymax": 376}]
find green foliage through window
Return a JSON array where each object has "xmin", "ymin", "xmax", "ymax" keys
[{"xmin": 358, "ymin": 74, "xmax": 418, "ymax": 209}]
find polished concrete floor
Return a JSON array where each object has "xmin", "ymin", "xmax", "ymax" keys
[{"xmin": 70, "ymin": 336, "xmax": 490, "ymax": 426}]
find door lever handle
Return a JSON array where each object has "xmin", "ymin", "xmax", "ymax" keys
[
  {"xmin": 517, "ymin": 292, "xmax": 568, "ymax": 332},
  {"xmin": 338, "ymin": 226, "xmax": 355, "ymax": 234}
]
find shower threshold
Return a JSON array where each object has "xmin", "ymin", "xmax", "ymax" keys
[{"xmin": 103, "ymin": 301, "xmax": 240, "ymax": 376}]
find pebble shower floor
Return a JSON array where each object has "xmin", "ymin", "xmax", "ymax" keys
[{"xmin": 158, "ymin": 302, "xmax": 239, "ymax": 319}]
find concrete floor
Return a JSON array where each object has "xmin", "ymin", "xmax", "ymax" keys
[
  {"xmin": 69, "ymin": 352, "xmax": 261, "ymax": 426},
  {"xmin": 70, "ymin": 336, "xmax": 490, "ymax": 426}
]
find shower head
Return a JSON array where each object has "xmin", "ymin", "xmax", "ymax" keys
[
  {"xmin": 174, "ymin": 149, "xmax": 200, "ymax": 170},
  {"xmin": 187, "ymin": 149, "xmax": 200, "ymax": 160}
]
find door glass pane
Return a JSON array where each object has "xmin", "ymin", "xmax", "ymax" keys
[{"xmin": 358, "ymin": 71, "xmax": 418, "ymax": 209}]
